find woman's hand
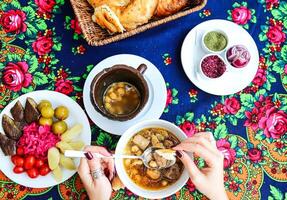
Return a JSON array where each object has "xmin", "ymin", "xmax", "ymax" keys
[
  {"xmin": 173, "ymin": 132, "xmax": 228, "ymax": 200},
  {"xmin": 78, "ymin": 146, "xmax": 115, "ymax": 200}
]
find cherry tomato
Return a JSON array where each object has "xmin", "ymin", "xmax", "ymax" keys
[
  {"xmin": 24, "ymin": 155, "xmax": 36, "ymax": 170},
  {"xmin": 11, "ymin": 155, "xmax": 20, "ymax": 165},
  {"xmin": 13, "ymin": 166, "xmax": 25, "ymax": 174},
  {"xmin": 39, "ymin": 164, "xmax": 50, "ymax": 176},
  {"xmin": 16, "ymin": 147, "xmax": 24, "ymax": 156},
  {"xmin": 14, "ymin": 157, "xmax": 24, "ymax": 167},
  {"xmin": 35, "ymin": 159, "xmax": 45, "ymax": 168},
  {"xmin": 26, "ymin": 168, "xmax": 39, "ymax": 179}
]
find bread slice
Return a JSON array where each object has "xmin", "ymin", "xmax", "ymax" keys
[{"xmin": 92, "ymin": 5, "xmax": 125, "ymax": 34}]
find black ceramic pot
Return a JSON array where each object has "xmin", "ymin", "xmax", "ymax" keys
[{"xmin": 90, "ymin": 64, "xmax": 149, "ymax": 121}]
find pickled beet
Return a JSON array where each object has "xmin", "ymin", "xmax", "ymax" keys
[{"xmin": 201, "ymin": 55, "xmax": 226, "ymax": 78}]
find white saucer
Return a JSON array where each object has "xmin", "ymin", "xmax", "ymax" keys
[
  {"xmin": 181, "ymin": 19, "xmax": 259, "ymax": 95},
  {"xmin": 83, "ymin": 54, "xmax": 167, "ymax": 135}
]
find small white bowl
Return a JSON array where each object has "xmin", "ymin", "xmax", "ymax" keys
[
  {"xmin": 115, "ymin": 119, "xmax": 191, "ymax": 199},
  {"xmin": 224, "ymin": 45, "xmax": 251, "ymax": 71},
  {"xmin": 199, "ymin": 54, "xmax": 227, "ymax": 80},
  {"xmin": 201, "ymin": 29, "xmax": 229, "ymax": 54}
]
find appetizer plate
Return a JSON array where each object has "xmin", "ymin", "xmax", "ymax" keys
[
  {"xmin": 0, "ymin": 90, "xmax": 91, "ymax": 188},
  {"xmin": 181, "ymin": 19, "xmax": 259, "ymax": 95},
  {"xmin": 83, "ymin": 54, "xmax": 167, "ymax": 135}
]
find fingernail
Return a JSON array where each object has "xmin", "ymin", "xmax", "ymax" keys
[
  {"xmin": 84, "ymin": 151, "xmax": 93, "ymax": 160},
  {"xmin": 176, "ymin": 150, "xmax": 183, "ymax": 158}
]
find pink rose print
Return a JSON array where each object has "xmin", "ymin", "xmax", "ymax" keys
[
  {"xmin": 254, "ymin": 95, "xmax": 274, "ymax": 114},
  {"xmin": 55, "ymin": 79, "xmax": 74, "ymax": 95},
  {"xmin": 266, "ymin": 25, "xmax": 286, "ymax": 45},
  {"xmin": 284, "ymin": 64, "xmax": 287, "ymax": 75},
  {"xmin": 35, "ymin": 0, "xmax": 56, "ymax": 13},
  {"xmin": 231, "ymin": 6, "xmax": 252, "ymax": 25},
  {"xmin": 32, "ymin": 36, "xmax": 54, "ymax": 56},
  {"xmin": 224, "ymin": 97, "xmax": 241, "ymax": 114},
  {"xmin": 252, "ymin": 69, "xmax": 267, "ymax": 87},
  {"xmin": 2, "ymin": 62, "xmax": 33, "ymax": 92},
  {"xmin": 179, "ymin": 121, "xmax": 196, "ymax": 137},
  {"xmin": 266, "ymin": 0, "xmax": 279, "ymax": 10},
  {"xmin": 0, "ymin": 10, "xmax": 27, "ymax": 34},
  {"xmin": 259, "ymin": 107, "xmax": 287, "ymax": 139},
  {"xmin": 71, "ymin": 18, "xmax": 82, "ymax": 35},
  {"xmin": 244, "ymin": 108, "xmax": 263, "ymax": 131},
  {"xmin": 166, "ymin": 89, "xmax": 172, "ymax": 107},
  {"xmin": 216, "ymin": 139, "xmax": 236, "ymax": 169},
  {"xmin": 248, "ymin": 148, "xmax": 262, "ymax": 163},
  {"xmin": 186, "ymin": 179, "xmax": 196, "ymax": 192}
]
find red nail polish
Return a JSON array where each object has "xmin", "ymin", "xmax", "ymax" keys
[
  {"xmin": 84, "ymin": 151, "xmax": 93, "ymax": 160},
  {"xmin": 176, "ymin": 150, "xmax": 183, "ymax": 158}
]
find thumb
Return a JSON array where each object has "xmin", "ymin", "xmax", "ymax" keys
[{"xmin": 176, "ymin": 150, "xmax": 203, "ymax": 180}]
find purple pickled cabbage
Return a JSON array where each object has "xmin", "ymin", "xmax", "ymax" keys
[{"xmin": 226, "ymin": 45, "xmax": 251, "ymax": 68}]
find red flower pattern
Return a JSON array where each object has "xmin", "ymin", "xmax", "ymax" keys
[
  {"xmin": 0, "ymin": 10, "xmax": 27, "ymax": 34},
  {"xmin": 2, "ymin": 62, "xmax": 33, "ymax": 92}
]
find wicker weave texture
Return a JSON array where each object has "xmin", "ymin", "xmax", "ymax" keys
[{"xmin": 70, "ymin": 0, "xmax": 207, "ymax": 46}]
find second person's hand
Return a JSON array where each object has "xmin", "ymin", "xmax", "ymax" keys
[{"xmin": 173, "ymin": 132, "xmax": 228, "ymax": 200}]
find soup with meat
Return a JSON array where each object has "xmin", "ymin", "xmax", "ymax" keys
[{"xmin": 124, "ymin": 128, "xmax": 184, "ymax": 190}]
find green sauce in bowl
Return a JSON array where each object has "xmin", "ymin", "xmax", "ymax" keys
[{"xmin": 204, "ymin": 31, "xmax": 227, "ymax": 52}]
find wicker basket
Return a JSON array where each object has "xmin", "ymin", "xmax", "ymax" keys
[{"xmin": 70, "ymin": 0, "xmax": 207, "ymax": 46}]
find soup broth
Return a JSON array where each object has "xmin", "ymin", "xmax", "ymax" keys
[
  {"xmin": 124, "ymin": 128, "xmax": 184, "ymax": 190},
  {"xmin": 103, "ymin": 82, "xmax": 140, "ymax": 116}
]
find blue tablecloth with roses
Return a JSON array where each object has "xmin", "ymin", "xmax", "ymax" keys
[{"xmin": 0, "ymin": 0, "xmax": 286, "ymax": 199}]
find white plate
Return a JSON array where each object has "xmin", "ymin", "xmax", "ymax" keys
[
  {"xmin": 83, "ymin": 54, "xmax": 167, "ymax": 135},
  {"xmin": 0, "ymin": 90, "xmax": 91, "ymax": 188},
  {"xmin": 181, "ymin": 19, "xmax": 259, "ymax": 95}
]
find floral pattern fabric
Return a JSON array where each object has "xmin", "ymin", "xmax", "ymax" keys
[{"xmin": 0, "ymin": 0, "xmax": 286, "ymax": 199}]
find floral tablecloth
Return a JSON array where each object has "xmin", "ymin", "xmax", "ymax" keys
[{"xmin": 0, "ymin": 0, "xmax": 287, "ymax": 199}]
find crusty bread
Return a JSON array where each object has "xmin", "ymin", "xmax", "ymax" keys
[
  {"xmin": 155, "ymin": 0, "xmax": 189, "ymax": 17},
  {"xmin": 92, "ymin": 5, "xmax": 125, "ymax": 33}
]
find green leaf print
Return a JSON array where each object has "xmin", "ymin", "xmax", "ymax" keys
[
  {"xmin": 281, "ymin": 45, "xmax": 287, "ymax": 61},
  {"xmin": 33, "ymin": 72, "xmax": 49, "ymax": 85},
  {"xmin": 184, "ymin": 112, "xmax": 194, "ymax": 122},
  {"xmin": 26, "ymin": 22, "xmax": 38, "ymax": 37},
  {"xmin": 240, "ymin": 94, "xmax": 255, "ymax": 108},
  {"xmin": 35, "ymin": 19, "xmax": 47, "ymax": 30},
  {"xmin": 229, "ymin": 135, "xmax": 238, "ymax": 148},
  {"xmin": 273, "ymin": 61, "xmax": 285, "ymax": 74},
  {"xmin": 214, "ymin": 124, "xmax": 227, "ymax": 139},
  {"xmin": 53, "ymin": 43, "xmax": 63, "ymax": 51},
  {"xmin": 269, "ymin": 185, "xmax": 284, "ymax": 200},
  {"xmin": 21, "ymin": 85, "xmax": 34, "ymax": 93},
  {"xmin": 96, "ymin": 132, "xmax": 117, "ymax": 150},
  {"xmin": 271, "ymin": 9, "xmax": 284, "ymax": 19},
  {"xmin": 22, "ymin": 6, "xmax": 35, "ymax": 19},
  {"xmin": 278, "ymin": 1, "xmax": 287, "ymax": 14}
]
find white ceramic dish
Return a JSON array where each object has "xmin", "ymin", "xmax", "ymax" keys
[
  {"xmin": 115, "ymin": 119, "xmax": 191, "ymax": 199},
  {"xmin": 181, "ymin": 19, "xmax": 259, "ymax": 95},
  {"xmin": 0, "ymin": 90, "xmax": 91, "ymax": 188},
  {"xmin": 201, "ymin": 29, "xmax": 229, "ymax": 54},
  {"xmin": 83, "ymin": 54, "xmax": 167, "ymax": 136}
]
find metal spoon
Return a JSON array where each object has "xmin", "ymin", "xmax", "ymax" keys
[{"xmin": 65, "ymin": 147, "xmax": 175, "ymax": 169}]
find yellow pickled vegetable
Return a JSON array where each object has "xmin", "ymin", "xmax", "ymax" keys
[
  {"xmin": 52, "ymin": 166, "xmax": 62, "ymax": 182},
  {"xmin": 48, "ymin": 147, "xmax": 60, "ymax": 170},
  {"xmin": 60, "ymin": 154, "xmax": 76, "ymax": 170},
  {"xmin": 56, "ymin": 141, "xmax": 73, "ymax": 153},
  {"xmin": 61, "ymin": 124, "xmax": 83, "ymax": 142}
]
